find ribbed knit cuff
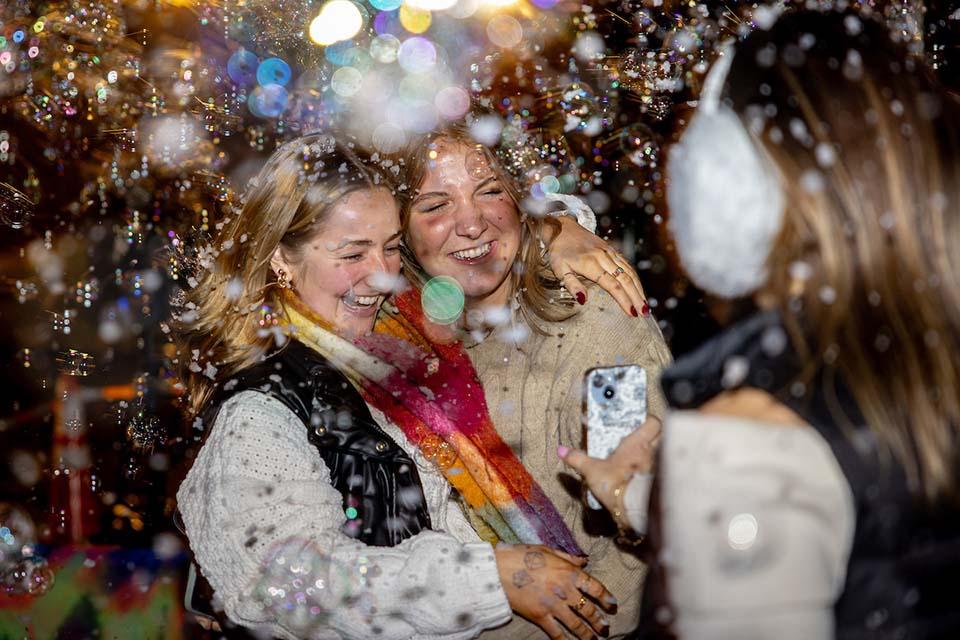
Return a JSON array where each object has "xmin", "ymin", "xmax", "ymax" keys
[{"xmin": 458, "ymin": 542, "xmax": 512, "ymax": 631}]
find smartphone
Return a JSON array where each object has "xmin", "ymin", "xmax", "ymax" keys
[{"xmin": 582, "ymin": 365, "xmax": 647, "ymax": 510}]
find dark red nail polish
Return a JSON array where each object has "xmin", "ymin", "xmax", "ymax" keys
[
  {"xmin": 630, "ymin": 306, "xmax": 638, "ymax": 317},
  {"xmin": 576, "ymin": 292, "xmax": 586, "ymax": 305},
  {"xmin": 641, "ymin": 303, "xmax": 650, "ymax": 316}
]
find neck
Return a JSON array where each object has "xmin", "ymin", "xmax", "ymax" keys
[{"xmin": 463, "ymin": 277, "xmax": 515, "ymax": 329}]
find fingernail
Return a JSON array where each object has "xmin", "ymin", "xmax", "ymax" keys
[
  {"xmin": 604, "ymin": 594, "xmax": 618, "ymax": 606},
  {"xmin": 630, "ymin": 306, "xmax": 638, "ymax": 317},
  {"xmin": 641, "ymin": 303, "xmax": 650, "ymax": 316},
  {"xmin": 557, "ymin": 445, "xmax": 570, "ymax": 458},
  {"xmin": 576, "ymin": 292, "xmax": 586, "ymax": 305}
]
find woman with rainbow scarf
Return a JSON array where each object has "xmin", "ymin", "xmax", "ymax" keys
[
  {"xmin": 394, "ymin": 118, "xmax": 672, "ymax": 638},
  {"xmin": 175, "ymin": 133, "xmax": 621, "ymax": 640}
]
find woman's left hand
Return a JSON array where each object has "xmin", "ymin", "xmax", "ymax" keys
[
  {"xmin": 546, "ymin": 216, "xmax": 649, "ymax": 317},
  {"xmin": 558, "ymin": 417, "xmax": 662, "ymax": 527}
]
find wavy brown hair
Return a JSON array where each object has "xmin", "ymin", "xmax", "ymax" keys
[
  {"xmin": 176, "ymin": 134, "xmax": 393, "ymax": 415},
  {"xmin": 730, "ymin": 12, "xmax": 960, "ymax": 500},
  {"xmin": 399, "ymin": 117, "xmax": 577, "ymax": 330}
]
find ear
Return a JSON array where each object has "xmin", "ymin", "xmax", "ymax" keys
[{"xmin": 270, "ymin": 247, "xmax": 291, "ymax": 282}]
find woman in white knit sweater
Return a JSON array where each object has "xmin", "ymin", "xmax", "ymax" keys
[{"xmin": 175, "ymin": 133, "xmax": 623, "ymax": 639}]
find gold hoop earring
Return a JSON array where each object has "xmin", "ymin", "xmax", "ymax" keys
[{"xmin": 277, "ymin": 269, "xmax": 290, "ymax": 289}]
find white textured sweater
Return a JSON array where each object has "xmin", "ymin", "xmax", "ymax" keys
[
  {"xmin": 631, "ymin": 411, "xmax": 855, "ymax": 638},
  {"xmin": 177, "ymin": 390, "xmax": 512, "ymax": 640}
]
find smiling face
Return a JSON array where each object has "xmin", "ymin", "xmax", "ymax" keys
[
  {"xmin": 272, "ymin": 187, "xmax": 402, "ymax": 338},
  {"xmin": 405, "ymin": 140, "xmax": 522, "ymax": 309}
]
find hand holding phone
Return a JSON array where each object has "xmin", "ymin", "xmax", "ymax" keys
[{"xmin": 582, "ymin": 365, "xmax": 647, "ymax": 510}]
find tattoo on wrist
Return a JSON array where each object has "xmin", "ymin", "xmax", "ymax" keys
[
  {"xmin": 512, "ymin": 570, "xmax": 534, "ymax": 589},
  {"xmin": 523, "ymin": 551, "xmax": 546, "ymax": 570}
]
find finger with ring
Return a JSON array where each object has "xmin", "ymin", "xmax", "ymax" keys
[
  {"xmin": 570, "ymin": 595, "xmax": 608, "ymax": 635},
  {"xmin": 574, "ymin": 595, "xmax": 587, "ymax": 611}
]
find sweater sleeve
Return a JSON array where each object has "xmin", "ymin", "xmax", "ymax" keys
[
  {"xmin": 655, "ymin": 411, "xmax": 856, "ymax": 639},
  {"xmin": 177, "ymin": 391, "xmax": 511, "ymax": 640}
]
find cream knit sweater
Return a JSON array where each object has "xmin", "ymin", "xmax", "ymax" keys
[
  {"xmin": 177, "ymin": 391, "xmax": 512, "ymax": 639},
  {"xmin": 465, "ymin": 288, "xmax": 672, "ymax": 639}
]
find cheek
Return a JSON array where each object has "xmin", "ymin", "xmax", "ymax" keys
[
  {"xmin": 408, "ymin": 216, "xmax": 449, "ymax": 258},
  {"xmin": 486, "ymin": 200, "xmax": 521, "ymax": 236},
  {"xmin": 302, "ymin": 260, "xmax": 351, "ymax": 294},
  {"xmin": 386, "ymin": 253, "xmax": 402, "ymax": 273}
]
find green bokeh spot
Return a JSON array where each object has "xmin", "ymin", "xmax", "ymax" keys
[
  {"xmin": 345, "ymin": 506, "xmax": 359, "ymax": 519},
  {"xmin": 422, "ymin": 276, "xmax": 465, "ymax": 325}
]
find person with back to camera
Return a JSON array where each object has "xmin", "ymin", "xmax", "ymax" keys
[
  {"xmin": 561, "ymin": 10, "xmax": 960, "ymax": 639},
  {"xmin": 175, "ymin": 133, "xmax": 618, "ymax": 639}
]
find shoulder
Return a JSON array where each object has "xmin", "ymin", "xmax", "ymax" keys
[
  {"xmin": 205, "ymin": 390, "xmax": 311, "ymax": 453},
  {"xmin": 662, "ymin": 409, "xmax": 842, "ymax": 481},
  {"xmin": 561, "ymin": 287, "xmax": 670, "ymax": 362},
  {"xmin": 658, "ymin": 410, "xmax": 856, "ymax": 611}
]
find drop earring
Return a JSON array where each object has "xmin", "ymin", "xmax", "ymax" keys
[{"xmin": 277, "ymin": 269, "xmax": 290, "ymax": 289}]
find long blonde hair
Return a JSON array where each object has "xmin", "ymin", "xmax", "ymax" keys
[
  {"xmin": 399, "ymin": 118, "xmax": 577, "ymax": 330},
  {"xmin": 732, "ymin": 12, "xmax": 960, "ymax": 500},
  {"xmin": 176, "ymin": 134, "xmax": 393, "ymax": 415}
]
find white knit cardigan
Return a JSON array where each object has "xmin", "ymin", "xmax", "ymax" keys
[{"xmin": 177, "ymin": 390, "xmax": 512, "ymax": 639}]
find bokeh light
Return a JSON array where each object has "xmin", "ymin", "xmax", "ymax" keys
[
  {"xmin": 397, "ymin": 36, "xmax": 437, "ymax": 74},
  {"xmin": 369, "ymin": 34, "xmax": 401, "ymax": 63},
  {"xmin": 486, "ymin": 14, "xmax": 522, "ymax": 49},
  {"xmin": 422, "ymin": 276, "xmax": 465, "ymax": 325},
  {"xmin": 248, "ymin": 84, "xmax": 289, "ymax": 118},
  {"xmin": 405, "ymin": 0, "xmax": 457, "ymax": 10},
  {"xmin": 309, "ymin": 0, "xmax": 364, "ymax": 46},
  {"xmin": 435, "ymin": 86, "xmax": 470, "ymax": 118},
  {"xmin": 256, "ymin": 57, "xmax": 292, "ymax": 87},
  {"xmin": 370, "ymin": 0, "xmax": 403, "ymax": 10},
  {"xmin": 398, "ymin": 5, "xmax": 431, "ymax": 34},
  {"xmin": 331, "ymin": 67, "xmax": 363, "ymax": 97},
  {"xmin": 226, "ymin": 48, "xmax": 258, "ymax": 85}
]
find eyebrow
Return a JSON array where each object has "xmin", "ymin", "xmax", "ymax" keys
[
  {"xmin": 473, "ymin": 176, "xmax": 498, "ymax": 192},
  {"xmin": 331, "ymin": 230, "xmax": 402, "ymax": 250},
  {"xmin": 413, "ymin": 190, "xmax": 448, "ymax": 203},
  {"xmin": 413, "ymin": 175, "xmax": 499, "ymax": 204}
]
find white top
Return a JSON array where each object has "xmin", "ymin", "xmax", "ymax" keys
[
  {"xmin": 624, "ymin": 411, "xmax": 856, "ymax": 639},
  {"xmin": 177, "ymin": 390, "xmax": 512, "ymax": 640}
]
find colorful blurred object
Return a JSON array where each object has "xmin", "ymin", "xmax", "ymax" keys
[{"xmin": 0, "ymin": 546, "xmax": 185, "ymax": 639}]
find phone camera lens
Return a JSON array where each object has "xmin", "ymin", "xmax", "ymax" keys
[
  {"xmin": 592, "ymin": 375, "xmax": 606, "ymax": 388},
  {"xmin": 603, "ymin": 387, "xmax": 615, "ymax": 399}
]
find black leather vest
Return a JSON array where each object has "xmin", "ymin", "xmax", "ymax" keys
[
  {"xmin": 638, "ymin": 311, "xmax": 960, "ymax": 639},
  {"xmin": 182, "ymin": 340, "xmax": 432, "ymax": 637},
  {"xmin": 208, "ymin": 339, "xmax": 432, "ymax": 545}
]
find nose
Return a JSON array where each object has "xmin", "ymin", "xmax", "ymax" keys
[
  {"xmin": 453, "ymin": 201, "xmax": 487, "ymax": 240},
  {"xmin": 364, "ymin": 249, "xmax": 396, "ymax": 292}
]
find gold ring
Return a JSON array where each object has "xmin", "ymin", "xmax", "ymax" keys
[
  {"xmin": 612, "ymin": 266, "xmax": 625, "ymax": 277},
  {"xmin": 574, "ymin": 595, "xmax": 587, "ymax": 611}
]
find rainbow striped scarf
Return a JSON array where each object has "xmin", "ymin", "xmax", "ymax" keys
[{"xmin": 278, "ymin": 289, "xmax": 583, "ymax": 556}]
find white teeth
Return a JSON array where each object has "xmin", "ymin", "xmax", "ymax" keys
[
  {"xmin": 453, "ymin": 242, "xmax": 492, "ymax": 260},
  {"xmin": 347, "ymin": 295, "xmax": 381, "ymax": 307}
]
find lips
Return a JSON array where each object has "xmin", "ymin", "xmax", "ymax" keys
[{"xmin": 450, "ymin": 240, "xmax": 494, "ymax": 263}]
